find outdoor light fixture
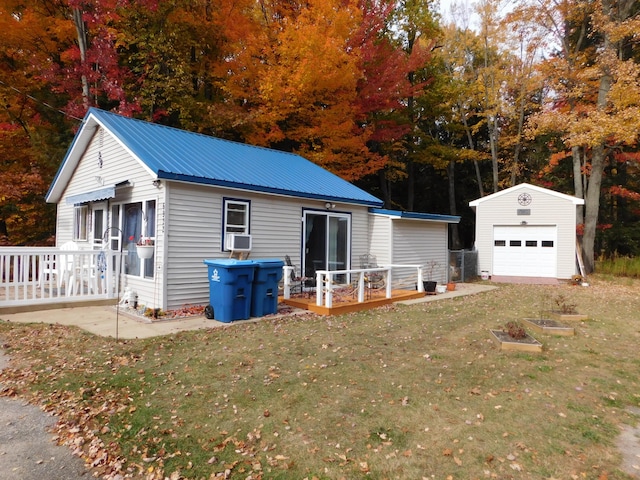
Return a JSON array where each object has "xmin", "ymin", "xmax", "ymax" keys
[
  {"xmin": 325, "ymin": 202, "xmax": 336, "ymax": 210},
  {"xmin": 152, "ymin": 179, "xmax": 161, "ymax": 188},
  {"xmin": 521, "ymin": 220, "xmax": 528, "ymax": 225}
]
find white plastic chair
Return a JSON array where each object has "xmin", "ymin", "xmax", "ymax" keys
[{"xmin": 39, "ymin": 241, "xmax": 77, "ymax": 290}]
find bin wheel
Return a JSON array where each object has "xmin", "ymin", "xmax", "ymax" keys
[{"xmin": 204, "ymin": 304, "xmax": 214, "ymax": 319}]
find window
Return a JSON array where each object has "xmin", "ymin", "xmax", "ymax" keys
[
  {"xmin": 541, "ymin": 240, "xmax": 554, "ymax": 247},
  {"xmin": 525, "ymin": 240, "xmax": 537, "ymax": 247},
  {"xmin": 112, "ymin": 201, "xmax": 156, "ymax": 279},
  {"xmin": 509, "ymin": 240, "xmax": 521, "ymax": 247},
  {"xmin": 73, "ymin": 205, "xmax": 88, "ymax": 241},
  {"xmin": 494, "ymin": 240, "xmax": 506, "ymax": 247},
  {"xmin": 223, "ymin": 199, "xmax": 250, "ymax": 250}
]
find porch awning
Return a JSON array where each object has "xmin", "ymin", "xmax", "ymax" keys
[{"xmin": 65, "ymin": 185, "xmax": 116, "ymax": 205}]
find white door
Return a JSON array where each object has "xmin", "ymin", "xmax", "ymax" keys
[{"xmin": 493, "ymin": 225, "xmax": 557, "ymax": 277}]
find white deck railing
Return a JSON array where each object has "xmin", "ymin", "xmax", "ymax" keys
[
  {"xmin": 0, "ymin": 247, "xmax": 123, "ymax": 308},
  {"xmin": 282, "ymin": 264, "xmax": 424, "ymax": 308}
]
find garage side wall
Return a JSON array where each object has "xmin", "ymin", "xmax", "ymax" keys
[{"xmin": 474, "ymin": 189, "xmax": 578, "ymax": 279}]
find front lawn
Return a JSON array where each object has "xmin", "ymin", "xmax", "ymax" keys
[{"xmin": 1, "ymin": 276, "xmax": 639, "ymax": 479}]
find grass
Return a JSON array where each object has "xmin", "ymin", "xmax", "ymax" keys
[
  {"xmin": 596, "ymin": 256, "xmax": 640, "ymax": 278},
  {"xmin": 1, "ymin": 276, "xmax": 640, "ymax": 479}
]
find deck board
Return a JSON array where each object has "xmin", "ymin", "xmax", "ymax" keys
[{"xmin": 281, "ymin": 289, "xmax": 425, "ymax": 316}]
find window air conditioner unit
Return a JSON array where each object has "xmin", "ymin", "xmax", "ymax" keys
[{"xmin": 228, "ymin": 233, "xmax": 252, "ymax": 252}]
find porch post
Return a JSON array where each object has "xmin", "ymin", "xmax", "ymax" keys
[
  {"xmin": 385, "ymin": 267, "xmax": 392, "ymax": 298},
  {"xmin": 325, "ymin": 272, "xmax": 333, "ymax": 308},
  {"xmin": 316, "ymin": 271, "xmax": 323, "ymax": 307},
  {"xmin": 357, "ymin": 271, "xmax": 365, "ymax": 303},
  {"xmin": 283, "ymin": 266, "xmax": 292, "ymax": 299},
  {"xmin": 417, "ymin": 266, "xmax": 424, "ymax": 293}
]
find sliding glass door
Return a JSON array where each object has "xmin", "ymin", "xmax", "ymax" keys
[{"xmin": 303, "ymin": 211, "xmax": 350, "ymax": 283}]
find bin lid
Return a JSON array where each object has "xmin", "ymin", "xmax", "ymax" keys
[
  {"xmin": 253, "ymin": 258, "xmax": 285, "ymax": 268},
  {"xmin": 203, "ymin": 259, "xmax": 256, "ymax": 268}
]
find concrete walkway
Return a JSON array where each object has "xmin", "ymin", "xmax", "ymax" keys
[{"xmin": 0, "ymin": 283, "xmax": 497, "ymax": 339}]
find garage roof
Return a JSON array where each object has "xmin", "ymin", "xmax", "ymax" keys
[{"xmin": 469, "ymin": 183, "xmax": 584, "ymax": 207}]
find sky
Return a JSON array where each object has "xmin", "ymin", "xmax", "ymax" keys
[{"xmin": 438, "ymin": 0, "xmax": 480, "ymax": 30}]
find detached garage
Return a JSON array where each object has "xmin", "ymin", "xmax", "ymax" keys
[{"xmin": 469, "ymin": 183, "xmax": 584, "ymax": 283}]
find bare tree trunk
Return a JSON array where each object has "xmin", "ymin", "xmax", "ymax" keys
[
  {"xmin": 488, "ymin": 115, "xmax": 499, "ymax": 192},
  {"xmin": 447, "ymin": 160, "xmax": 461, "ymax": 249},
  {"xmin": 582, "ymin": 69, "xmax": 612, "ymax": 273},
  {"xmin": 572, "ymin": 146, "xmax": 584, "ymax": 224},
  {"xmin": 72, "ymin": 7, "xmax": 91, "ymax": 110},
  {"xmin": 582, "ymin": 144, "xmax": 605, "ymax": 273},
  {"xmin": 460, "ymin": 108, "xmax": 485, "ymax": 197},
  {"xmin": 378, "ymin": 170, "xmax": 392, "ymax": 209},
  {"xmin": 510, "ymin": 95, "xmax": 526, "ymax": 186},
  {"xmin": 407, "ymin": 159, "xmax": 414, "ymax": 211}
]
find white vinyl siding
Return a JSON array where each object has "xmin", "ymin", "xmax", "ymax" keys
[
  {"xmin": 392, "ymin": 220, "xmax": 448, "ymax": 284},
  {"xmin": 369, "ymin": 214, "xmax": 450, "ymax": 287},
  {"xmin": 471, "ymin": 185, "xmax": 579, "ymax": 279},
  {"xmin": 164, "ymin": 182, "xmax": 371, "ymax": 310},
  {"xmin": 56, "ymin": 126, "xmax": 166, "ymax": 309},
  {"xmin": 368, "ymin": 215, "xmax": 392, "ymax": 265}
]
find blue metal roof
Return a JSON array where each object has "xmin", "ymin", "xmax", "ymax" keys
[
  {"xmin": 369, "ymin": 208, "xmax": 460, "ymax": 223},
  {"xmin": 80, "ymin": 108, "xmax": 383, "ymax": 206}
]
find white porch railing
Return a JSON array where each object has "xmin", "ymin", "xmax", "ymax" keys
[
  {"xmin": 282, "ymin": 264, "xmax": 424, "ymax": 308},
  {"xmin": 0, "ymin": 247, "xmax": 123, "ymax": 308}
]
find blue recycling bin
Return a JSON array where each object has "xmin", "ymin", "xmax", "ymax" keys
[
  {"xmin": 251, "ymin": 258, "xmax": 284, "ymax": 317},
  {"xmin": 203, "ymin": 259, "xmax": 256, "ymax": 322}
]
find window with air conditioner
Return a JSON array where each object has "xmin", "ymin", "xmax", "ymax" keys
[{"xmin": 223, "ymin": 198, "xmax": 250, "ymax": 251}]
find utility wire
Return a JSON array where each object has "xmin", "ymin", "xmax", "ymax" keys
[{"xmin": 0, "ymin": 78, "xmax": 83, "ymax": 121}]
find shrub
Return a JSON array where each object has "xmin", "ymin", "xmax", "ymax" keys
[{"xmin": 504, "ymin": 321, "xmax": 527, "ymax": 339}]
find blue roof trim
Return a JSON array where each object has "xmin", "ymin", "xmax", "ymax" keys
[
  {"xmin": 369, "ymin": 208, "xmax": 460, "ymax": 223},
  {"xmin": 85, "ymin": 108, "xmax": 383, "ymax": 207}
]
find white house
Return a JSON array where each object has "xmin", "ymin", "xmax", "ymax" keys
[
  {"xmin": 469, "ymin": 183, "xmax": 584, "ymax": 283},
  {"xmin": 45, "ymin": 108, "xmax": 459, "ymax": 311}
]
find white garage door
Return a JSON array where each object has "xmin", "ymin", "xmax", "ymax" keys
[{"xmin": 493, "ymin": 225, "xmax": 557, "ymax": 277}]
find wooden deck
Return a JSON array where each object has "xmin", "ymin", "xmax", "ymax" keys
[{"xmin": 281, "ymin": 289, "xmax": 426, "ymax": 316}]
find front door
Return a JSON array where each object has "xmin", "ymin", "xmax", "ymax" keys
[{"xmin": 303, "ymin": 211, "xmax": 350, "ymax": 283}]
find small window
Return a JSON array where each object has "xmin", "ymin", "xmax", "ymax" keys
[
  {"xmin": 525, "ymin": 240, "xmax": 537, "ymax": 247},
  {"xmin": 509, "ymin": 240, "xmax": 521, "ymax": 247},
  {"xmin": 541, "ymin": 240, "xmax": 554, "ymax": 247},
  {"xmin": 73, "ymin": 205, "xmax": 88, "ymax": 241},
  {"xmin": 494, "ymin": 240, "xmax": 506, "ymax": 246},
  {"xmin": 223, "ymin": 199, "xmax": 250, "ymax": 250}
]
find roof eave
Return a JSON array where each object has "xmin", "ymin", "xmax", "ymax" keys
[
  {"xmin": 369, "ymin": 208, "xmax": 461, "ymax": 224},
  {"xmin": 45, "ymin": 112, "xmax": 98, "ymax": 203},
  {"xmin": 157, "ymin": 171, "xmax": 384, "ymax": 207}
]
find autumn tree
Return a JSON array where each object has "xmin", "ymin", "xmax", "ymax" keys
[
  {"xmin": 218, "ymin": 0, "xmax": 379, "ymax": 180},
  {"xmin": 527, "ymin": 0, "xmax": 640, "ymax": 272}
]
